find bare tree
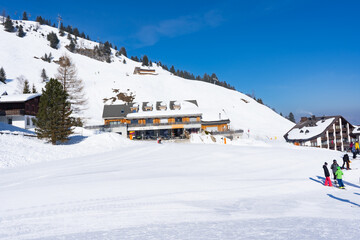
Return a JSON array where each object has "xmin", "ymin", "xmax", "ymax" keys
[
  {"xmin": 15, "ymin": 75, "xmax": 28, "ymax": 93},
  {"xmin": 56, "ymin": 55, "xmax": 87, "ymax": 118}
]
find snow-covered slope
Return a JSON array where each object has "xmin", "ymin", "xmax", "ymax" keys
[
  {"xmin": 0, "ymin": 20, "xmax": 294, "ymax": 138},
  {"xmin": 1, "ymin": 133, "xmax": 360, "ymax": 239}
]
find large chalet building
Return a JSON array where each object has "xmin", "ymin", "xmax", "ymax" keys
[
  {"xmin": 284, "ymin": 115, "xmax": 357, "ymax": 151},
  {"xmin": 102, "ymin": 100, "xmax": 230, "ymax": 139},
  {"xmin": 0, "ymin": 93, "xmax": 41, "ymax": 129}
]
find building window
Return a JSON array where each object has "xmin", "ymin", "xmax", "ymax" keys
[
  {"xmin": 8, "ymin": 118, "xmax": 12, "ymax": 125},
  {"xmin": 146, "ymin": 118, "xmax": 153, "ymax": 124},
  {"xmin": 131, "ymin": 119, "xmax": 138, "ymax": 124},
  {"xmin": 175, "ymin": 117, "xmax": 182, "ymax": 123},
  {"xmin": 189, "ymin": 117, "xmax": 197, "ymax": 122},
  {"xmin": 27, "ymin": 117, "xmax": 30, "ymax": 126}
]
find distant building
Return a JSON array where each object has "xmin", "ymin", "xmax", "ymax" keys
[
  {"xmin": 0, "ymin": 93, "xmax": 41, "ymax": 129},
  {"xmin": 102, "ymin": 100, "xmax": 230, "ymax": 139},
  {"xmin": 133, "ymin": 67, "xmax": 157, "ymax": 75},
  {"xmin": 284, "ymin": 115, "xmax": 356, "ymax": 151}
]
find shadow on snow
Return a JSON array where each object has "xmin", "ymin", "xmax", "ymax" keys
[
  {"xmin": 327, "ymin": 194, "xmax": 360, "ymax": 207},
  {"xmin": 316, "ymin": 176, "xmax": 360, "ymax": 189}
]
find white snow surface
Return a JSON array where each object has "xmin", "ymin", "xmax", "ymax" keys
[
  {"xmin": 287, "ymin": 118, "xmax": 335, "ymax": 140},
  {"xmin": 0, "ymin": 20, "xmax": 294, "ymax": 139},
  {"xmin": 1, "ymin": 132, "xmax": 360, "ymax": 239}
]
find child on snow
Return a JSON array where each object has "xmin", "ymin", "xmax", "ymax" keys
[
  {"xmin": 335, "ymin": 166, "xmax": 345, "ymax": 189},
  {"xmin": 342, "ymin": 153, "xmax": 350, "ymax": 170},
  {"xmin": 330, "ymin": 160, "xmax": 339, "ymax": 181},
  {"xmin": 323, "ymin": 162, "xmax": 332, "ymax": 187}
]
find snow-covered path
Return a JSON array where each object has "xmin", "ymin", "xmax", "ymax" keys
[{"xmin": 0, "ymin": 135, "xmax": 360, "ymax": 239}]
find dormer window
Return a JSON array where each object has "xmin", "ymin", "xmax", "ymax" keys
[
  {"xmin": 173, "ymin": 102, "xmax": 181, "ymax": 110},
  {"xmin": 300, "ymin": 130, "xmax": 304, "ymax": 133},
  {"xmin": 305, "ymin": 130, "xmax": 309, "ymax": 134},
  {"xmin": 144, "ymin": 103, "xmax": 153, "ymax": 111}
]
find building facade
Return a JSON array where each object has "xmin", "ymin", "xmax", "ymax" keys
[
  {"xmin": 0, "ymin": 93, "xmax": 41, "ymax": 129},
  {"xmin": 102, "ymin": 100, "xmax": 230, "ymax": 139},
  {"xmin": 284, "ymin": 115, "xmax": 356, "ymax": 151}
]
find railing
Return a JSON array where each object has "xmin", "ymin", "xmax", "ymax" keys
[
  {"xmin": 128, "ymin": 121, "xmax": 201, "ymax": 127},
  {"xmin": 211, "ymin": 130, "xmax": 244, "ymax": 135},
  {"xmin": 0, "ymin": 109, "xmax": 25, "ymax": 116}
]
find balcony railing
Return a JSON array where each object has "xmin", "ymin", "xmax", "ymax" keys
[
  {"xmin": 0, "ymin": 109, "xmax": 25, "ymax": 116},
  {"xmin": 129, "ymin": 121, "xmax": 200, "ymax": 127}
]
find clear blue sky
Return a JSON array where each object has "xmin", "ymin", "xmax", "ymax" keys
[{"xmin": 1, "ymin": 0, "xmax": 359, "ymax": 124}]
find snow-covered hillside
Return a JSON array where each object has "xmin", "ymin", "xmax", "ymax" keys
[{"xmin": 0, "ymin": 20, "xmax": 294, "ymax": 138}]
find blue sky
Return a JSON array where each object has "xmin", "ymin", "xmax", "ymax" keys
[{"xmin": 1, "ymin": 0, "xmax": 359, "ymax": 124}]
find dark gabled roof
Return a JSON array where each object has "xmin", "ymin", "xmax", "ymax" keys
[
  {"xmin": 102, "ymin": 103, "xmax": 133, "ymax": 119},
  {"xmin": 284, "ymin": 115, "xmax": 355, "ymax": 141},
  {"xmin": 185, "ymin": 100, "xmax": 198, "ymax": 107},
  {"xmin": 201, "ymin": 119, "xmax": 230, "ymax": 125}
]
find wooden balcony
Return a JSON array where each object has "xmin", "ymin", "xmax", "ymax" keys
[{"xmin": 0, "ymin": 109, "xmax": 25, "ymax": 116}]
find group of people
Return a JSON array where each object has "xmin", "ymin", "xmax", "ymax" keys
[
  {"xmin": 350, "ymin": 141, "xmax": 360, "ymax": 159},
  {"xmin": 322, "ymin": 159, "xmax": 345, "ymax": 188},
  {"xmin": 321, "ymin": 141, "xmax": 359, "ymax": 189}
]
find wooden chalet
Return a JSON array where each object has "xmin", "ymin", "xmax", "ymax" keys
[
  {"xmin": 0, "ymin": 93, "xmax": 41, "ymax": 129},
  {"xmin": 284, "ymin": 115, "xmax": 356, "ymax": 151},
  {"xmin": 133, "ymin": 67, "xmax": 157, "ymax": 75}
]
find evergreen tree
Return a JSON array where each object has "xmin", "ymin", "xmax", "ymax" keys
[
  {"xmin": 149, "ymin": 60, "xmax": 153, "ymax": 67},
  {"xmin": 288, "ymin": 112, "xmax": 296, "ymax": 123},
  {"xmin": 4, "ymin": 16, "xmax": 14, "ymax": 32},
  {"xmin": 32, "ymin": 83, "xmax": 37, "ymax": 93},
  {"xmin": 40, "ymin": 68, "xmax": 48, "ymax": 82},
  {"xmin": 59, "ymin": 28, "xmax": 65, "ymax": 37},
  {"xmin": 123, "ymin": 59, "xmax": 126, "ymax": 64},
  {"xmin": 34, "ymin": 78, "xmax": 73, "ymax": 145},
  {"xmin": 170, "ymin": 65, "xmax": 176, "ymax": 74},
  {"xmin": 142, "ymin": 55, "xmax": 149, "ymax": 66},
  {"xmin": 47, "ymin": 32, "xmax": 59, "ymax": 49},
  {"xmin": 119, "ymin": 47, "xmax": 127, "ymax": 57},
  {"xmin": 22, "ymin": 11, "xmax": 28, "ymax": 20},
  {"xmin": 0, "ymin": 67, "xmax": 6, "ymax": 84},
  {"xmin": 162, "ymin": 65, "xmax": 168, "ymax": 71},
  {"xmin": 73, "ymin": 27, "xmax": 79, "ymax": 37},
  {"xmin": 23, "ymin": 79, "xmax": 31, "ymax": 93},
  {"xmin": 67, "ymin": 39, "xmax": 76, "ymax": 52},
  {"xmin": 17, "ymin": 25, "xmax": 25, "ymax": 37}
]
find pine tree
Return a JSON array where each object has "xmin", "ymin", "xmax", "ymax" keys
[
  {"xmin": 170, "ymin": 65, "xmax": 176, "ymax": 74},
  {"xmin": 119, "ymin": 47, "xmax": 127, "ymax": 57},
  {"xmin": 142, "ymin": 55, "xmax": 149, "ymax": 66},
  {"xmin": 123, "ymin": 59, "xmax": 126, "ymax": 64},
  {"xmin": 288, "ymin": 112, "xmax": 296, "ymax": 123},
  {"xmin": 23, "ymin": 79, "xmax": 31, "ymax": 93},
  {"xmin": 17, "ymin": 25, "xmax": 25, "ymax": 37},
  {"xmin": 22, "ymin": 11, "xmax": 28, "ymax": 20},
  {"xmin": 0, "ymin": 67, "xmax": 6, "ymax": 84},
  {"xmin": 4, "ymin": 16, "xmax": 14, "ymax": 32},
  {"xmin": 47, "ymin": 32, "xmax": 59, "ymax": 49},
  {"xmin": 56, "ymin": 55, "xmax": 87, "ymax": 117},
  {"xmin": 32, "ymin": 83, "xmax": 37, "ymax": 93},
  {"xmin": 34, "ymin": 78, "xmax": 73, "ymax": 145},
  {"xmin": 67, "ymin": 39, "xmax": 76, "ymax": 52}
]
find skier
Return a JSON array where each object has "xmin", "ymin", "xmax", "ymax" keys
[
  {"xmin": 352, "ymin": 144, "xmax": 357, "ymax": 159},
  {"xmin": 330, "ymin": 160, "xmax": 339, "ymax": 182},
  {"xmin": 342, "ymin": 153, "xmax": 350, "ymax": 170},
  {"xmin": 356, "ymin": 141, "xmax": 359, "ymax": 154},
  {"xmin": 157, "ymin": 137, "xmax": 162, "ymax": 144},
  {"xmin": 323, "ymin": 162, "xmax": 332, "ymax": 187},
  {"xmin": 335, "ymin": 166, "xmax": 345, "ymax": 189}
]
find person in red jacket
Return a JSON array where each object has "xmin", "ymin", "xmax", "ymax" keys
[{"xmin": 323, "ymin": 162, "xmax": 333, "ymax": 187}]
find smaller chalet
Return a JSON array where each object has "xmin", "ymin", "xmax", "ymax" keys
[
  {"xmin": 0, "ymin": 93, "xmax": 41, "ymax": 129},
  {"xmin": 284, "ymin": 115, "xmax": 356, "ymax": 151},
  {"xmin": 133, "ymin": 67, "xmax": 157, "ymax": 75}
]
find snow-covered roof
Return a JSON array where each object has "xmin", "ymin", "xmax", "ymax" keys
[
  {"xmin": 286, "ymin": 118, "xmax": 334, "ymax": 141},
  {"xmin": 353, "ymin": 125, "xmax": 360, "ymax": 135},
  {"xmin": 0, "ymin": 93, "xmax": 41, "ymax": 103}
]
